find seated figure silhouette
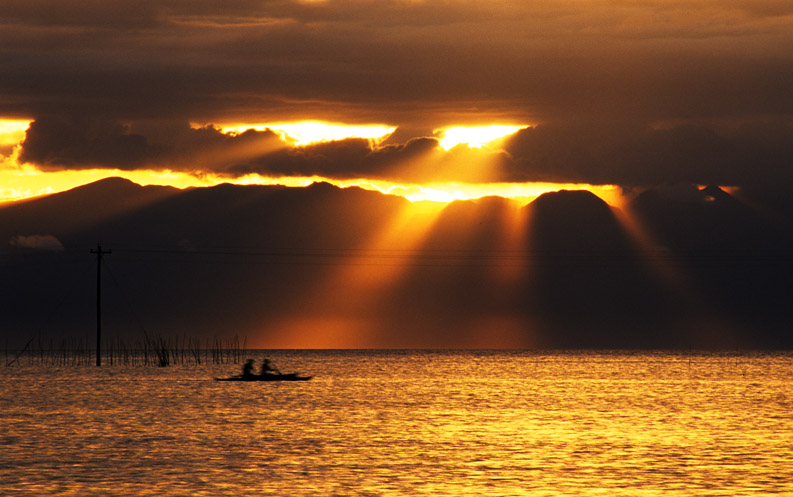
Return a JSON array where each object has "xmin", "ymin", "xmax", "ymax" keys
[
  {"xmin": 260, "ymin": 358, "xmax": 281, "ymax": 376},
  {"xmin": 242, "ymin": 359, "xmax": 255, "ymax": 378}
]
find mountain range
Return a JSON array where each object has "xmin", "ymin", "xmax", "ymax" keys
[{"xmin": 2, "ymin": 178, "xmax": 791, "ymax": 349}]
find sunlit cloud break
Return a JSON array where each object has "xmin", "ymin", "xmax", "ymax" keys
[
  {"xmin": 218, "ymin": 121, "xmax": 396, "ymax": 146},
  {"xmin": 0, "ymin": 118, "xmax": 31, "ymax": 149},
  {"xmin": 437, "ymin": 125, "xmax": 528, "ymax": 151}
]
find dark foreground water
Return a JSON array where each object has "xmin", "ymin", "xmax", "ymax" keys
[{"xmin": 2, "ymin": 350, "xmax": 792, "ymax": 496}]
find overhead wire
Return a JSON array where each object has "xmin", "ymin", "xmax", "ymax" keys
[{"xmin": 105, "ymin": 245, "xmax": 793, "ymax": 269}]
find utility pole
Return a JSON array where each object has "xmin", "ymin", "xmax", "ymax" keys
[{"xmin": 90, "ymin": 244, "xmax": 111, "ymax": 366}]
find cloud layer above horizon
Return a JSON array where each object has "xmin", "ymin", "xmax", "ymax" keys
[{"xmin": 2, "ymin": 0, "xmax": 793, "ymax": 189}]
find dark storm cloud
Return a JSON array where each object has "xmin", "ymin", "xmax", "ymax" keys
[
  {"xmin": 17, "ymin": 114, "xmax": 455, "ymax": 181},
  {"xmin": 3, "ymin": 0, "xmax": 793, "ymax": 187},
  {"xmin": 19, "ymin": 116, "xmax": 284, "ymax": 172},
  {"xmin": 16, "ymin": 113, "xmax": 445, "ymax": 179},
  {"xmin": 229, "ymin": 136, "xmax": 445, "ymax": 181},
  {"xmin": 501, "ymin": 119, "xmax": 793, "ymax": 188},
  {"xmin": 17, "ymin": 113, "xmax": 793, "ymax": 188},
  {"xmin": 226, "ymin": 135, "xmax": 511, "ymax": 183}
]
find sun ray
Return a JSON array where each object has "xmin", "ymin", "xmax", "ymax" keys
[
  {"xmin": 614, "ymin": 201, "xmax": 743, "ymax": 345},
  {"xmin": 387, "ymin": 196, "xmax": 534, "ymax": 347},
  {"xmin": 261, "ymin": 199, "xmax": 447, "ymax": 348}
]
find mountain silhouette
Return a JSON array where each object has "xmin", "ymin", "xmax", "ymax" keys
[
  {"xmin": 528, "ymin": 189, "xmax": 631, "ymax": 253},
  {"xmin": 1, "ymin": 179, "xmax": 791, "ymax": 348},
  {"xmin": 523, "ymin": 190, "xmax": 688, "ymax": 348},
  {"xmin": 632, "ymin": 184, "xmax": 780, "ymax": 253},
  {"xmin": 0, "ymin": 177, "xmax": 178, "ymax": 241},
  {"xmin": 631, "ymin": 185, "xmax": 793, "ymax": 347}
]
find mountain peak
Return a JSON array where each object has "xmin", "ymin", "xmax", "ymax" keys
[
  {"xmin": 700, "ymin": 184, "xmax": 743, "ymax": 210},
  {"xmin": 527, "ymin": 189, "xmax": 629, "ymax": 252},
  {"xmin": 528, "ymin": 189, "xmax": 617, "ymax": 229}
]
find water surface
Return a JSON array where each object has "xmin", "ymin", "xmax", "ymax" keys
[{"xmin": 2, "ymin": 351, "xmax": 792, "ymax": 496}]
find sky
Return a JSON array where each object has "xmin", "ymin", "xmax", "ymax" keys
[
  {"xmin": 2, "ymin": 1, "xmax": 793, "ymax": 349},
  {"xmin": 1, "ymin": 0, "xmax": 793, "ymax": 202}
]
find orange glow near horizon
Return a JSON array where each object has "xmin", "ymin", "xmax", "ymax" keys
[
  {"xmin": 390, "ymin": 181, "xmax": 626, "ymax": 207},
  {"xmin": 0, "ymin": 164, "xmax": 629, "ymax": 209},
  {"xmin": 0, "ymin": 164, "xmax": 218, "ymax": 203},
  {"xmin": 222, "ymin": 175, "xmax": 629, "ymax": 208}
]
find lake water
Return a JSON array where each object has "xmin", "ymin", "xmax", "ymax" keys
[{"xmin": 2, "ymin": 350, "xmax": 792, "ymax": 496}]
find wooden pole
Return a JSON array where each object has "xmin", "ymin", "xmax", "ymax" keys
[{"xmin": 90, "ymin": 244, "xmax": 111, "ymax": 366}]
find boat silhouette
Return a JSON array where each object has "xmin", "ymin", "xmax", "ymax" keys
[{"xmin": 215, "ymin": 372, "xmax": 312, "ymax": 382}]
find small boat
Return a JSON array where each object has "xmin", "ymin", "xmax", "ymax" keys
[{"xmin": 215, "ymin": 373, "xmax": 312, "ymax": 382}]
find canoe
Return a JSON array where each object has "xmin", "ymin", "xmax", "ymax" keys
[{"xmin": 215, "ymin": 373, "xmax": 312, "ymax": 382}]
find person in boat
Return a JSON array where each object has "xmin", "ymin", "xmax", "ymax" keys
[
  {"xmin": 260, "ymin": 358, "xmax": 281, "ymax": 376},
  {"xmin": 242, "ymin": 359, "xmax": 255, "ymax": 378}
]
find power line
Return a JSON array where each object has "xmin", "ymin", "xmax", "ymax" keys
[
  {"xmin": 107, "ymin": 245, "xmax": 793, "ymax": 268},
  {"xmin": 2, "ymin": 244, "xmax": 789, "ymax": 270}
]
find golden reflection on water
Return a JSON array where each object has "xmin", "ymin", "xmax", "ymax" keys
[{"xmin": 2, "ymin": 351, "xmax": 792, "ymax": 496}]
